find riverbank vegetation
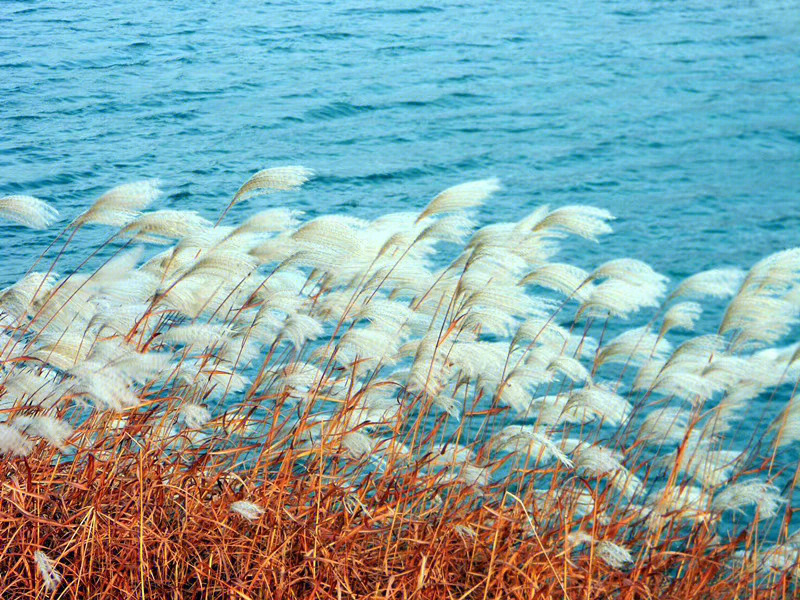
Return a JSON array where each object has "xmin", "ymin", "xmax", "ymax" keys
[{"xmin": 0, "ymin": 170, "xmax": 797, "ymax": 598}]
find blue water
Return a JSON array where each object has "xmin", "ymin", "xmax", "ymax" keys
[
  {"xmin": 1, "ymin": 0, "xmax": 799, "ymax": 284},
  {"xmin": 1, "ymin": 0, "xmax": 800, "ymax": 541}
]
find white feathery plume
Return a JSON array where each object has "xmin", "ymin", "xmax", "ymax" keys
[
  {"xmin": 91, "ymin": 247, "xmax": 146, "ymax": 286},
  {"xmin": 160, "ymin": 322, "xmax": 233, "ymax": 350},
  {"xmin": 157, "ymin": 277, "xmax": 217, "ymax": 318},
  {"xmin": 467, "ymin": 222, "xmax": 516, "ymax": 252},
  {"xmin": 342, "ymin": 391, "xmax": 400, "ymax": 429},
  {"xmin": 0, "ymin": 195, "xmax": 59, "ymax": 229},
  {"xmin": 633, "ymin": 335, "xmax": 725, "ymax": 393},
  {"xmin": 740, "ymin": 247, "xmax": 800, "ymax": 295},
  {"xmin": 756, "ymin": 545, "xmax": 800, "ymax": 574},
  {"xmin": 429, "ymin": 444, "xmax": 488, "ymax": 488},
  {"xmin": 565, "ymin": 332, "xmax": 599, "ymax": 359},
  {"xmin": 528, "ymin": 394, "xmax": 588, "ymax": 426},
  {"xmin": 341, "ymin": 431, "xmax": 376, "ymax": 460},
  {"xmin": 595, "ymin": 541, "xmax": 634, "ymax": 569},
  {"xmin": 180, "ymin": 403, "xmax": 212, "ymax": 429},
  {"xmin": 712, "ymin": 481, "xmax": 784, "ymax": 520},
  {"xmin": 554, "ymin": 488, "xmax": 596, "ymax": 518},
  {"xmin": 665, "ymin": 334, "xmax": 727, "ymax": 368},
  {"xmin": 701, "ymin": 355, "xmax": 773, "ymax": 391},
  {"xmin": 590, "ymin": 258, "xmax": 667, "ymax": 289},
  {"xmin": 279, "ymin": 314, "xmax": 324, "ymax": 350},
  {"xmin": 647, "ymin": 485, "xmax": 712, "ymax": 527},
  {"xmin": 660, "ymin": 301, "xmax": 702, "ymax": 337},
  {"xmin": 656, "ymin": 442, "xmax": 741, "ymax": 488},
  {"xmin": 416, "ymin": 214, "xmax": 477, "ymax": 244},
  {"xmin": 430, "ymin": 393, "xmax": 462, "ymax": 419},
  {"xmin": 522, "ymin": 343, "xmax": 560, "ymax": 377},
  {"xmin": 547, "ymin": 355, "xmax": 591, "ymax": 384},
  {"xmin": 461, "ymin": 306, "xmax": 519, "ymax": 337},
  {"xmin": 684, "ymin": 449, "xmax": 743, "ymax": 488},
  {"xmin": 668, "ymin": 267, "xmax": 745, "ymax": 301},
  {"xmin": 573, "ymin": 444, "xmax": 641, "ymax": 497},
  {"xmin": 206, "ymin": 230, "xmax": 263, "ymax": 255},
  {"xmin": 70, "ymin": 363, "xmax": 140, "ymax": 411},
  {"xmin": 292, "ymin": 214, "xmax": 366, "ymax": 250},
  {"xmin": 312, "ymin": 290, "xmax": 357, "ymax": 324},
  {"xmin": 29, "ymin": 276, "xmax": 97, "ymax": 337},
  {"xmin": 118, "ymin": 210, "xmax": 213, "ymax": 243},
  {"xmin": 493, "ymin": 373, "xmax": 536, "ymax": 415},
  {"xmin": 531, "ymin": 205, "xmax": 614, "ymax": 242},
  {"xmin": 354, "ymin": 298, "xmax": 414, "ymax": 334},
  {"xmin": 336, "ymin": 326, "xmax": 399, "ymax": 368},
  {"xmin": 489, "ymin": 425, "xmax": 573, "ymax": 468},
  {"xmin": 577, "ymin": 279, "xmax": 662, "ymax": 320},
  {"xmin": 713, "ymin": 383, "xmax": 762, "ymax": 424},
  {"xmin": 447, "ymin": 341, "xmax": 509, "ymax": 384},
  {"xmin": 0, "ymin": 424, "xmax": 33, "ymax": 456},
  {"xmin": 72, "ymin": 179, "xmax": 161, "ymax": 227},
  {"xmin": 0, "ymin": 271, "xmax": 59, "ymax": 320},
  {"xmin": 254, "ymin": 288, "xmax": 303, "ymax": 319},
  {"xmin": 249, "ymin": 311, "xmax": 285, "ymax": 346},
  {"xmin": 595, "ymin": 327, "xmax": 672, "ymax": 369},
  {"xmin": 34, "ymin": 550, "xmax": 62, "ymax": 592},
  {"xmin": 12, "ymin": 415, "xmax": 73, "ymax": 450},
  {"xmin": 461, "ymin": 284, "xmax": 539, "ymax": 320},
  {"xmin": 460, "ymin": 249, "xmax": 531, "ymax": 288},
  {"xmin": 650, "ymin": 370, "xmax": 723, "ymax": 405},
  {"xmin": 183, "ymin": 250, "xmax": 259, "ymax": 281},
  {"xmin": 232, "ymin": 166, "xmax": 314, "ymax": 205},
  {"xmin": 567, "ymin": 531, "xmax": 594, "ymax": 548},
  {"xmin": 566, "ymin": 385, "xmax": 631, "ymax": 426},
  {"xmin": 249, "ymin": 234, "xmax": 298, "ymax": 265},
  {"xmin": 416, "ymin": 178, "xmax": 501, "ymax": 222},
  {"xmin": 31, "ymin": 335, "xmax": 95, "ymax": 371},
  {"xmin": 1, "ymin": 369, "xmax": 64, "ymax": 409},
  {"xmin": 521, "ymin": 263, "xmax": 593, "ymax": 302},
  {"xmin": 180, "ymin": 362, "xmax": 250, "ymax": 398},
  {"xmin": 231, "ymin": 208, "xmax": 304, "ymax": 235},
  {"xmin": 230, "ymin": 500, "xmax": 265, "ymax": 521},
  {"xmin": 770, "ymin": 396, "xmax": 800, "ymax": 449},
  {"xmin": 513, "ymin": 233, "xmax": 563, "ymax": 265},
  {"xmin": 407, "ymin": 340, "xmax": 450, "ymax": 397},
  {"xmin": 638, "ymin": 407, "xmax": 691, "ymax": 443},
  {"xmin": 514, "ymin": 204, "xmax": 553, "ymax": 233},
  {"xmin": 512, "ymin": 318, "xmax": 570, "ymax": 351},
  {"xmin": 278, "ymin": 362, "xmax": 327, "ymax": 397},
  {"xmin": 720, "ymin": 291, "xmax": 798, "ymax": 350}
]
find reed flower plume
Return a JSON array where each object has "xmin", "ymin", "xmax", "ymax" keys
[
  {"xmin": 0, "ymin": 195, "xmax": 59, "ymax": 229},
  {"xmin": 71, "ymin": 179, "xmax": 161, "ymax": 227},
  {"xmin": 232, "ymin": 166, "xmax": 314, "ymax": 205}
]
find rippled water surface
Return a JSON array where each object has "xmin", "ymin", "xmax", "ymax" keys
[{"xmin": 1, "ymin": 0, "xmax": 798, "ymax": 281}]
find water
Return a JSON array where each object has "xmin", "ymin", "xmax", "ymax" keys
[
  {"xmin": 1, "ymin": 1, "xmax": 800, "ymax": 527},
  {"xmin": 2, "ymin": 0, "xmax": 799, "ymax": 279}
]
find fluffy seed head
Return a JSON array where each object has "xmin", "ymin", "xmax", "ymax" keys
[
  {"xmin": 0, "ymin": 195, "xmax": 59, "ymax": 229},
  {"xmin": 230, "ymin": 500, "xmax": 265, "ymax": 521},
  {"xmin": 232, "ymin": 166, "xmax": 314, "ymax": 205}
]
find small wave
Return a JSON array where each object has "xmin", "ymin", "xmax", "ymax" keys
[{"xmin": 304, "ymin": 101, "xmax": 376, "ymax": 121}]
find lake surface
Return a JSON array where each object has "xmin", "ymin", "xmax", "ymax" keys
[
  {"xmin": 1, "ymin": 1, "xmax": 800, "ymax": 509},
  {"xmin": 1, "ymin": 0, "xmax": 798, "ymax": 282}
]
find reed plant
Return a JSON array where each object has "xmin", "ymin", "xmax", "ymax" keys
[{"xmin": 0, "ymin": 169, "xmax": 797, "ymax": 599}]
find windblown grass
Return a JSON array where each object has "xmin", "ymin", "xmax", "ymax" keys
[{"xmin": 0, "ymin": 171, "xmax": 797, "ymax": 598}]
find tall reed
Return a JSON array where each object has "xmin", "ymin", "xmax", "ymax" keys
[{"xmin": 0, "ymin": 172, "xmax": 797, "ymax": 599}]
